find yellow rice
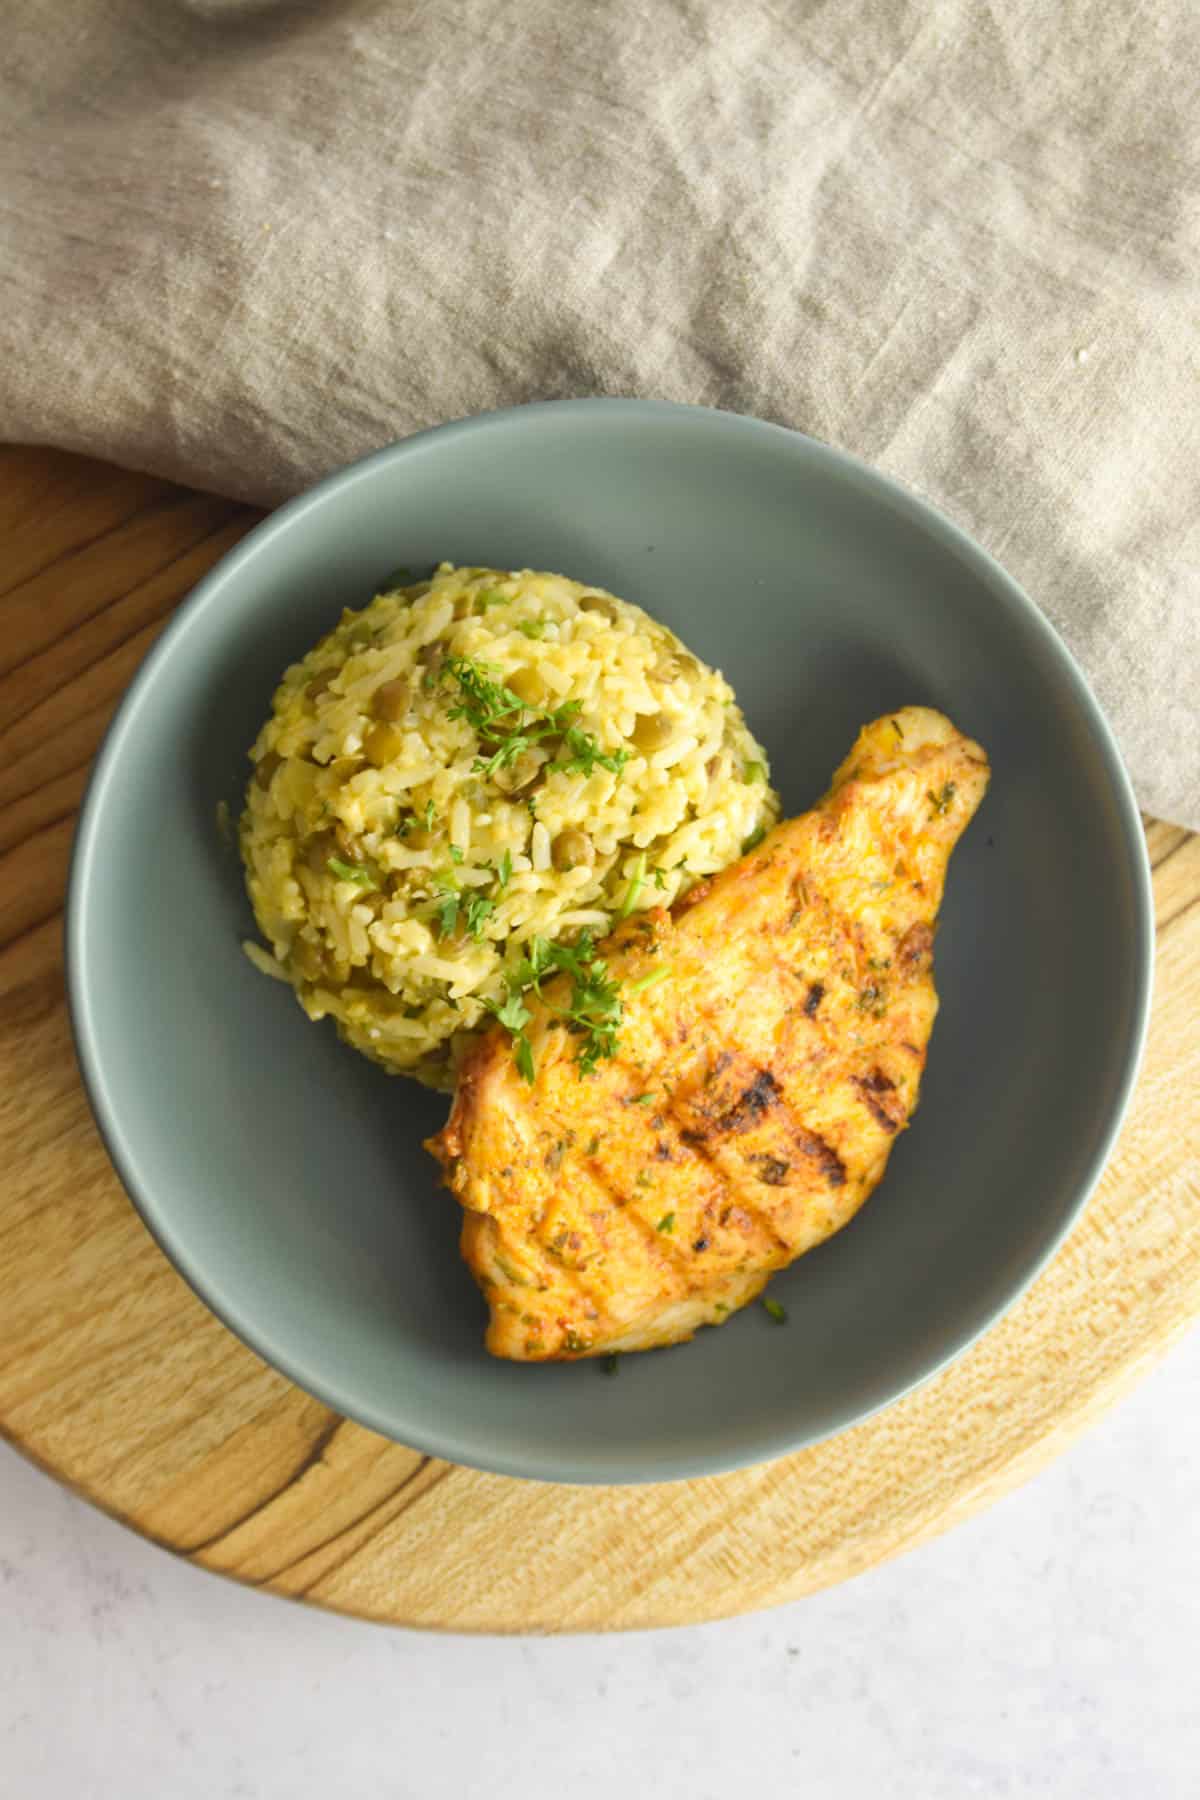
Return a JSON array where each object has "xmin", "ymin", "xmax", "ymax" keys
[{"xmin": 240, "ymin": 564, "xmax": 779, "ymax": 1088}]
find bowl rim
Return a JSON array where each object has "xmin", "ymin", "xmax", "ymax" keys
[{"xmin": 65, "ymin": 397, "xmax": 1155, "ymax": 1485}]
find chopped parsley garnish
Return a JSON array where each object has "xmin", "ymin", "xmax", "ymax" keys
[
  {"xmin": 444, "ymin": 656, "xmax": 527, "ymax": 741},
  {"xmin": 463, "ymin": 892, "xmax": 496, "ymax": 940},
  {"xmin": 496, "ymin": 848, "xmax": 513, "ymax": 888},
  {"xmin": 652, "ymin": 866, "xmax": 668, "ymax": 890},
  {"xmin": 546, "ymin": 934, "xmax": 623, "ymax": 1075},
  {"xmin": 475, "ymin": 588, "xmax": 512, "ymax": 611},
  {"xmin": 633, "ymin": 1091, "xmax": 656, "ymax": 1105},
  {"xmin": 742, "ymin": 825, "xmax": 767, "ymax": 853},
  {"xmin": 434, "ymin": 872, "xmax": 495, "ymax": 942},
  {"xmin": 762, "ymin": 1296, "xmax": 788, "ymax": 1324},
  {"xmin": 556, "ymin": 729, "xmax": 631, "ymax": 779},
  {"xmin": 744, "ymin": 760, "xmax": 766, "ymax": 783},
  {"xmin": 449, "ymin": 844, "xmax": 464, "ymax": 864},
  {"xmin": 485, "ymin": 989, "xmax": 533, "ymax": 1035},
  {"xmin": 438, "ymin": 896, "xmax": 459, "ymax": 937},
  {"xmin": 443, "ymin": 655, "xmax": 628, "ymax": 787},
  {"xmin": 433, "ymin": 877, "xmax": 460, "ymax": 938},
  {"xmin": 423, "ymin": 798, "xmax": 437, "ymax": 832},
  {"xmin": 928, "ymin": 782, "xmax": 957, "ymax": 817},
  {"xmin": 485, "ymin": 929, "xmax": 624, "ymax": 1082},
  {"xmin": 514, "ymin": 1034, "xmax": 536, "ymax": 1084},
  {"xmin": 327, "ymin": 857, "xmax": 377, "ymax": 889},
  {"xmin": 655, "ymin": 1212, "xmax": 676, "ymax": 1234},
  {"xmin": 516, "ymin": 617, "xmax": 547, "ymax": 638},
  {"xmin": 585, "ymin": 1136, "xmax": 601, "ymax": 1156}
]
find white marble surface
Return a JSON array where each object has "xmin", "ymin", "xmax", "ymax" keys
[{"xmin": 3, "ymin": 1328, "xmax": 1199, "ymax": 1800}]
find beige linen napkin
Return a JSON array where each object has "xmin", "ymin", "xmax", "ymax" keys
[{"xmin": 1, "ymin": 0, "xmax": 1196, "ymax": 824}]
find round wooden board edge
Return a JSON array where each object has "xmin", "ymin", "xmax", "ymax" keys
[
  {"xmin": 2, "ymin": 448, "xmax": 1197, "ymax": 1635},
  {"xmin": 5, "ymin": 1278, "xmax": 1196, "ymax": 1636}
]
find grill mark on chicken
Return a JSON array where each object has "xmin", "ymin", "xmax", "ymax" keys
[
  {"xmin": 793, "ymin": 1127, "xmax": 849, "ymax": 1187},
  {"xmin": 749, "ymin": 1154, "xmax": 791, "ymax": 1186},
  {"xmin": 557, "ymin": 1080, "xmax": 762, "ymax": 1271},
  {"xmin": 532, "ymin": 1144, "xmax": 658, "ymax": 1274},
  {"xmin": 535, "ymin": 1152, "xmax": 699, "ymax": 1292},
  {"xmin": 683, "ymin": 1080, "xmax": 845, "ymax": 1195},
  {"xmin": 853, "ymin": 1067, "xmax": 902, "ymax": 1133},
  {"xmin": 714, "ymin": 1068, "xmax": 781, "ymax": 1135},
  {"xmin": 666, "ymin": 1107, "xmax": 792, "ymax": 1253},
  {"xmin": 682, "ymin": 1049, "xmax": 849, "ymax": 1195}
]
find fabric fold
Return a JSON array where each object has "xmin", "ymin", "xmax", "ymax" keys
[{"xmin": 1, "ymin": 0, "xmax": 1196, "ymax": 823}]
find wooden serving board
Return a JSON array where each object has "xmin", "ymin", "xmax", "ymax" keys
[{"xmin": 1, "ymin": 445, "xmax": 1197, "ymax": 1633}]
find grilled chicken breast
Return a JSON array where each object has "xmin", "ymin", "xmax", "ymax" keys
[{"xmin": 427, "ymin": 707, "xmax": 989, "ymax": 1360}]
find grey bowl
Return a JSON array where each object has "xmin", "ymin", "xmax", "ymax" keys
[{"xmin": 67, "ymin": 400, "xmax": 1152, "ymax": 1484}]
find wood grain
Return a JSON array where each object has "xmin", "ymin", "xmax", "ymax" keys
[{"xmin": 1, "ymin": 446, "xmax": 1197, "ymax": 1633}]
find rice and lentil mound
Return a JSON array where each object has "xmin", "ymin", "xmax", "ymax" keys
[{"xmin": 240, "ymin": 563, "xmax": 780, "ymax": 1088}]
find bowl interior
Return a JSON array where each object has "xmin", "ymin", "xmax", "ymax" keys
[{"xmin": 69, "ymin": 402, "xmax": 1150, "ymax": 1482}]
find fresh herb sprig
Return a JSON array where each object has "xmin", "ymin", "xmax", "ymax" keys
[
  {"xmin": 443, "ymin": 656, "xmax": 628, "ymax": 785},
  {"xmin": 443, "ymin": 657, "xmax": 527, "ymax": 742},
  {"xmin": 327, "ymin": 857, "xmax": 377, "ymax": 890},
  {"xmin": 556, "ymin": 728, "xmax": 630, "ymax": 778},
  {"xmin": 432, "ymin": 875, "xmax": 460, "ymax": 938},
  {"xmin": 525, "ymin": 931, "xmax": 624, "ymax": 1077},
  {"xmin": 484, "ymin": 929, "xmax": 625, "ymax": 1082},
  {"xmin": 464, "ymin": 892, "xmax": 496, "ymax": 939},
  {"xmin": 431, "ymin": 872, "xmax": 497, "ymax": 942}
]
